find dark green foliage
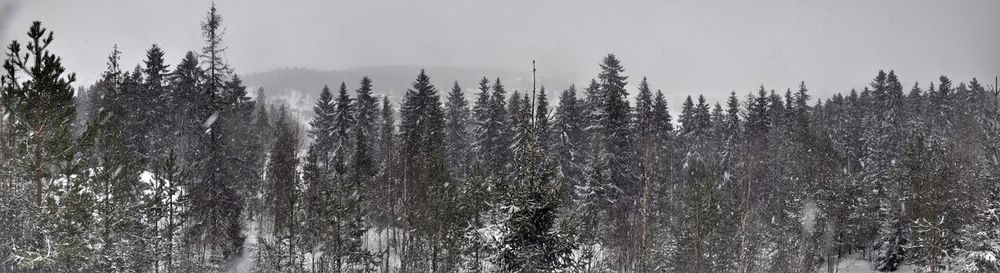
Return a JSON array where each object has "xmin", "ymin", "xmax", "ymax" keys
[
  {"xmin": 445, "ymin": 81, "xmax": 472, "ymax": 176},
  {"xmin": 268, "ymin": 106, "xmax": 298, "ymax": 240},
  {"xmin": 1, "ymin": 20, "xmax": 78, "ymax": 206},
  {"xmin": 498, "ymin": 159, "xmax": 574, "ymax": 273},
  {"xmin": 185, "ymin": 4, "xmax": 249, "ymax": 266},
  {"xmin": 1, "ymin": 21, "xmax": 83, "ymax": 271},
  {"xmin": 553, "ymin": 85, "xmax": 586, "ymax": 204},
  {"xmin": 4, "ymin": 14, "xmax": 1000, "ymax": 273},
  {"xmin": 498, "ymin": 83, "xmax": 574, "ymax": 272}
]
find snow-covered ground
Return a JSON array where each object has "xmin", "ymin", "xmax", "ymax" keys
[{"xmin": 820, "ymin": 255, "xmax": 916, "ymax": 273}]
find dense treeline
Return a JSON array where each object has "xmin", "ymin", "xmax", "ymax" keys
[{"xmin": 2, "ymin": 4, "xmax": 1000, "ymax": 273}]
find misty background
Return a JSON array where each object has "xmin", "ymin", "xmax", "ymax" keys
[
  {"xmin": 2, "ymin": 1, "xmax": 1000, "ymax": 272},
  {"xmin": 2, "ymin": 0, "xmax": 998, "ymax": 111}
]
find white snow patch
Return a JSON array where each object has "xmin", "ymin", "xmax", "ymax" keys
[
  {"xmin": 138, "ymin": 171, "xmax": 155, "ymax": 184},
  {"xmin": 203, "ymin": 111, "xmax": 219, "ymax": 130},
  {"xmin": 801, "ymin": 201, "xmax": 820, "ymax": 235},
  {"xmin": 818, "ymin": 254, "xmax": 916, "ymax": 273}
]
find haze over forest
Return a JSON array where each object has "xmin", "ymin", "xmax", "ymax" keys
[
  {"xmin": 3, "ymin": 0, "xmax": 999, "ymax": 109},
  {"xmin": 1, "ymin": 1, "xmax": 999, "ymax": 273}
]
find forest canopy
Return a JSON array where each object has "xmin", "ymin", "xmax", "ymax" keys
[{"xmin": 2, "ymin": 4, "xmax": 1000, "ymax": 273}]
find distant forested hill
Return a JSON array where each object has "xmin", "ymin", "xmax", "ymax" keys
[{"xmin": 241, "ymin": 65, "xmax": 560, "ymax": 119}]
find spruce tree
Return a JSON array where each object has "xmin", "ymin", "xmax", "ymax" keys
[
  {"xmin": 648, "ymin": 89, "xmax": 676, "ymax": 269},
  {"xmin": 509, "ymin": 91, "xmax": 529, "ymax": 171},
  {"xmin": 680, "ymin": 95, "xmax": 696, "ymax": 134},
  {"xmin": 498, "ymin": 75, "xmax": 573, "ymax": 273},
  {"xmin": 267, "ymin": 105, "xmax": 301, "ymax": 270},
  {"xmin": 472, "ymin": 77, "xmax": 491, "ymax": 166},
  {"xmin": 695, "ymin": 95, "xmax": 712, "ymax": 133},
  {"xmin": 372, "ymin": 96, "xmax": 396, "ymax": 226},
  {"xmin": 445, "ymin": 81, "xmax": 471, "ymax": 176},
  {"xmin": 248, "ymin": 87, "xmax": 271, "ymax": 217},
  {"xmin": 482, "ymin": 77, "xmax": 511, "ymax": 176},
  {"xmin": 148, "ymin": 150, "xmax": 189, "ymax": 272},
  {"xmin": 633, "ymin": 76, "xmax": 655, "ymax": 270},
  {"xmin": 169, "ymin": 51, "xmax": 206, "ymax": 154},
  {"xmin": 301, "ymin": 85, "xmax": 339, "ymax": 268},
  {"xmin": 142, "ymin": 44, "xmax": 172, "ymax": 164},
  {"xmin": 552, "ymin": 85, "xmax": 586, "ymax": 204},
  {"xmin": 596, "ymin": 54, "xmax": 638, "ymax": 269},
  {"xmin": 187, "ymin": 4, "xmax": 246, "ymax": 265},
  {"xmin": 333, "ymin": 82, "xmax": 355, "ymax": 164},
  {"xmin": 355, "ymin": 77, "xmax": 379, "ymax": 216},
  {"xmin": 355, "ymin": 76, "xmax": 379, "ymax": 149},
  {"xmin": 864, "ymin": 70, "xmax": 907, "ymax": 272},
  {"xmin": 298, "ymin": 144, "xmax": 325, "ymax": 272},
  {"xmin": 310, "ymin": 85, "xmax": 337, "ymax": 159},
  {"xmin": 86, "ymin": 53, "xmax": 149, "ymax": 271},
  {"xmin": 201, "ymin": 2, "xmax": 229, "ymax": 99},
  {"xmin": 535, "ymin": 86, "xmax": 552, "ymax": 154},
  {"xmin": 398, "ymin": 69, "xmax": 449, "ymax": 271},
  {"xmin": 724, "ymin": 91, "xmax": 741, "ymax": 139}
]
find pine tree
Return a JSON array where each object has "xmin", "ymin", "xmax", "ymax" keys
[
  {"xmin": 1, "ymin": 20, "xmax": 78, "ymax": 208},
  {"xmin": 1, "ymin": 21, "xmax": 82, "ymax": 270}
]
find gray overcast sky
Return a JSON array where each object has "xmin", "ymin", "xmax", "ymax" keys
[{"xmin": 3, "ymin": 0, "xmax": 999, "ymax": 103}]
